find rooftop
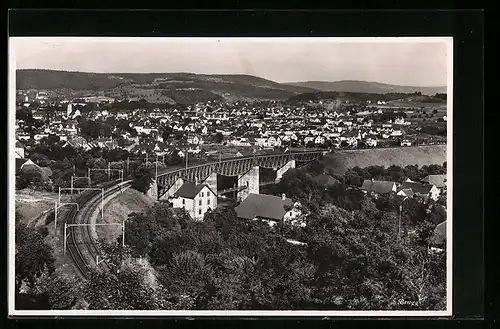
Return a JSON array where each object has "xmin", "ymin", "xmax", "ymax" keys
[
  {"xmin": 174, "ymin": 181, "xmax": 213, "ymax": 199},
  {"xmin": 361, "ymin": 179, "xmax": 396, "ymax": 194},
  {"xmin": 400, "ymin": 181, "xmax": 435, "ymax": 195},
  {"xmin": 235, "ymin": 193, "xmax": 293, "ymax": 221},
  {"xmin": 421, "ymin": 174, "xmax": 447, "ymax": 188}
]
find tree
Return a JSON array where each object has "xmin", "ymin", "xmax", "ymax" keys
[
  {"xmin": 214, "ymin": 132, "xmax": 224, "ymax": 144},
  {"xmin": 131, "ymin": 167, "xmax": 154, "ymax": 194},
  {"xmin": 33, "ymin": 269, "xmax": 81, "ymax": 310},
  {"xmin": 277, "ymin": 169, "xmax": 323, "ymax": 211},
  {"xmin": 162, "ymin": 126, "xmax": 173, "ymax": 141},
  {"xmin": 19, "ymin": 166, "xmax": 44, "ymax": 190},
  {"xmin": 15, "ymin": 224, "xmax": 55, "ymax": 292}
]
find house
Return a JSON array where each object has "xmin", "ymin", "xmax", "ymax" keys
[
  {"xmin": 314, "ymin": 136, "xmax": 326, "ymax": 145},
  {"xmin": 187, "ymin": 135, "xmax": 204, "ymax": 145},
  {"xmin": 365, "ymin": 138, "xmax": 378, "ymax": 147},
  {"xmin": 430, "ymin": 220, "xmax": 446, "ymax": 247},
  {"xmin": 313, "ymin": 174, "xmax": 340, "ymax": 189},
  {"xmin": 172, "ymin": 181, "xmax": 218, "ymax": 221},
  {"xmin": 361, "ymin": 179, "xmax": 397, "ymax": 195},
  {"xmin": 267, "ymin": 136, "xmax": 281, "ymax": 147},
  {"xmin": 421, "ymin": 174, "xmax": 447, "ymax": 190},
  {"xmin": 15, "ymin": 141, "xmax": 25, "ymax": 158},
  {"xmin": 16, "ymin": 158, "xmax": 52, "ymax": 181},
  {"xmin": 235, "ymin": 193, "xmax": 294, "ymax": 227},
  {"xmin": 391, "ymin": 130, "xmax": 403, "ymax": 137},
  {"xmin": 397, "ymin": 188, "xmax": 414, "ymax": 199},
  {"xmin": 95, "ymin": 138, "xmax": 119, "ymax": 150},
  {"xmin": 283, "ymin": 202, "xmax": 305, "ymax": 227},
  {"xmin": 394, "ymin": 118, "xmax": 411, "ymax": 126},
  {"xmin": 64, "ymin": 137, "xmax": 91, "ymax": 150},
  {"xmin": 399, "ymin": 181, "xmax": 440, "ymax": 201},
  {"xmin": 16, "ymin": 158, "xmax": 31, "ymax": 173}
]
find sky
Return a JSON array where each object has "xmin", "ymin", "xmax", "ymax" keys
[{"xmin": 11, "ymin": 37, "xmax": 451, "ymax": 86}]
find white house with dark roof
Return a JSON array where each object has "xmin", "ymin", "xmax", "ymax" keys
[
  {"xmin": 235, "ymin": 193, "xmax": 294, "ymax": 227},
  {"xmin": 399, "ymin": 181, "xmax": 440, "ymax": 201},
  {"xmin": 172, "ymin": 181, "xmax": 217, "ymax": 221}
]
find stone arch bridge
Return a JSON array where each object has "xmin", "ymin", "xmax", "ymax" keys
[{"xmin": 149, "ymin": 150, "xmax": 329, "ymax": 201}]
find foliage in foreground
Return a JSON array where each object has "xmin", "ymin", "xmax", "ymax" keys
[{"xmin": 15, "ymin": 162, "xmax": 446, "ymax": 311}]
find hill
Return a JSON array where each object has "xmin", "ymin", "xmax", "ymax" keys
[
  {"xmin": 322, "ymin": 145, "xmax": 447, "ymax": 174},
  {"xmin": 284, "ymin": 80, "xmax": 446, "ymax": 96},
  {"xmin": 16, "ymin": 69, "xmax": 319, "ymax": 104},
  {"xmin": 99, "ymin": 188, "xmax": 155, "ymax": 243},
  {"xmin": 286, "ymin": 91, "xmax": 447, "ymax": 104}
]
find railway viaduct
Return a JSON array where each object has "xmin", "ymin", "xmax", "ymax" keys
[{"xmin": 148, "ymin": 150, "xmax": 330, "ymax": 201}]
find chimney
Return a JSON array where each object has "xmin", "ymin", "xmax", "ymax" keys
[{"xmin": 282, "ymin": 193, "xmax": 286, "ymax": 200}]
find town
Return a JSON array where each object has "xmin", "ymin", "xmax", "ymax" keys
[
  {"xmin": 15, "ymin": 89, "xmax": 447, "ymax": 222},
  {"xmin": 12, "ymin": 39, "xmax": 449, "ymax": 313}
]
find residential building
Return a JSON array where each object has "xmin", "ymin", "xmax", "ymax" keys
[
  {"xmin": 365, "ymin": 138, "xmax": 378, "ymax": 147},
  {"xmin": 15, "ymin": 141, "xmax": 25, "ymax": 158},
  {"xmin": 235, "ymin": 193, "xmax": 294, "ymax": 227},
  {"xmin": 399, "ymin": 181, "xmax": 440, "ymax": 201},
  {"xmin": 172, "ymin": 181, "xmax": 218, "ymax": 221},
  {"xmin": 313, "ymin": 174, "xmax": 340, "ymax": 189},
  {"xmin": 396, "ymin": 188, "xmax": 414, "ymax": 199},
  {"xmin": 361, "ymin": 179, "xmax": 397, "ymax": 195},
  {"xmin": 421, "ymin": 174, "xmax": 447, "ymax": 191},
  {"xmin": 430, "ymin": 220, "xmax": 446, "ymax": 247},
  {"xmin": 64, "ymin": 137, "xmax": 91, "ymax": 150}
]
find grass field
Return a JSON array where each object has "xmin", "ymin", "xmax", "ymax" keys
[
  {"xmin": 322, "ymin": 145, "xmax": 447, "ymax": 174},
  {"xmin": 15, "ymin": 189, "xmax": 71, "ymax": 227},
  {"xmin": 97, "ymin": 188, "xmax": 155, "ymax": 244}
]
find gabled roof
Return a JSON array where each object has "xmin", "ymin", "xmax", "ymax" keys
[
  {"xmin": 235, "ymin": 193, "xmax": 293, "ymax": 221},
  {"xmin": 400, "ymin": 181, "xmax": 435, "ymax": 195},
  {"xmin": 398, "ymin": 188, "xmax": 414, "ymax": 198},
  {"xmin": 431, "ymin": 220, "xmax": 446, "ymax": 245},
  {"xmin": 361, "ymin": 180, "xmax": 396, "ymax": 194},
  {"xmin": 421, "ymin": 174, "xmax": 447, "ymax": 188},
  {"xmin": 314, "ymin": 174, "xmax": 340, "ymax": 187},
  {"xmin": 174, "ymin": 181, "xmax": 214, "ymax": 199},
  {"xmin": 16, "ymin": 158, "xmax": 28, "ymax": 171}
]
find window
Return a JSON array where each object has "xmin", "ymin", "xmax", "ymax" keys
[
  {"xmin": 201, "ymin": 192, "xmax": 204, "ymax": 197},
  {"xmin": 199, "ymin": 209, "xmax": 202, "ymax": 215},
  {"xmin": 207, "ymin": 198, "xmax": 210, "ymax": 205},
  {"xmin": 182, "ymin": 199, "xmax": 185, "ymax": 205},
  {"xmin": 199, "ymin": 199, "xmax": 202, "ymax": 206}
]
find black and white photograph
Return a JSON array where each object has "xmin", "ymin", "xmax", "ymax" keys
[{"xmin": 9, "ymin": 37, "xmax": 452, "ymax": 316}]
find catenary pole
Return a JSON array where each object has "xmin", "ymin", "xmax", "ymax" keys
[
  {"xmin": 63, "ymin": 224, "xmax": 67, "ymax": 255},
  {"xmin": 54, "ymin": 201, "xmax": 57, "ymax": 231},
  {"xmin": 122, "ymin": 221, "xmax": 125, "ymax": 247},
  {"xmin": 101, "ymin": 188, "xmax": 104, "ymax": 220}
]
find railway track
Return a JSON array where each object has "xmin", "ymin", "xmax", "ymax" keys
[{"xmin": 62, "ymin": 179, "xmax": 131, "ymax": 280}]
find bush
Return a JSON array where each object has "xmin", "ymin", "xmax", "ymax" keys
[{"xmin": 131, "ymin": 168, "xmax": 154, "ymax": 194}]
